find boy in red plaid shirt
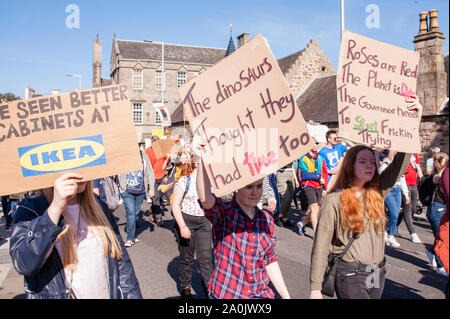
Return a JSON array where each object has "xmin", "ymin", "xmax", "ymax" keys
[{"xmin": 196, "ymin": 151, "xmax": 291, "ymax": 299}]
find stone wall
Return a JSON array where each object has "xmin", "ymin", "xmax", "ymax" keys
[
  {"xmin": 169, "ymin": 126, "xmax": 193, "ymax": 145},
  {"xmin": 111, "ymin": 58, "xmax": 212, "ymax": 140},
  {"xmin": 284, "ymin": 40, "xmax": 336, "ymax": 97},
  {"xmin": 414, "ymin": 32, "xmax": 447, "ymax": 115},
  {"xmin": 418, "ymin": 113, "xmax": 449, "ymax": 168}
]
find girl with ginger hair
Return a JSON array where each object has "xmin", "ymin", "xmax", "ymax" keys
[
  {"xmin": 9, "ymin": 173, "xmax": 142, "ymax": 299},
  {"xmin": 171, "ymin": 152, "xmax": 213, "ymax": 299},
  {"xmin": 309, "ymin": 145, "xmax": 411, "ymax": 299}
]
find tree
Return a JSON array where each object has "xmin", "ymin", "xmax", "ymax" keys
[{"xmin": 0, "ymin": 92, "xmax": 21, "ymax": 102}]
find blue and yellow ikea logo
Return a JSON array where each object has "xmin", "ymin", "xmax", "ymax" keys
[{"xmin": 18, "ymin": 135, "xmax": 106, "ymax": 177}]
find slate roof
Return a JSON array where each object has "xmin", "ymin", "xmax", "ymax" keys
[
  {"xmin": 116, "ymin": 40, "xmax": 226, "ymax": 65},
  {"xmin": 296, "ymin": 74, "xmax": 338, "ymax": 124},
  {"xmin": 277, "ymin": 49, "xmax": 305, "ymax": 75},
  {"xmin": 171, "ymin": 103, "xmax": 185, "ymax": 124},
  {"xmin": 101, "ymin": 78, "xmax": 112, "ymax": 86},
  {"xmin": 225, "ymin": 36, "xmax": 236, "ymax": 57}
]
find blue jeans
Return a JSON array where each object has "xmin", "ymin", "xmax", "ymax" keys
[
  {"xmin": 121, "ymin": 191, "xmax": 146, "ymax": 242},
  {"xmin": 293, "ymin": 186, "xmax": 301, "ymax": 209},
  {"xmin": 385, "ymin": 186, "xmax": 402, "ymax": 235},
  {"xmin": 1, "ymin": 196, "xmax": 12, "ymax": 227},
  {"xmin": 427, "ymin": 201, "xmax": 446, "ymax": 269},
  {"xmin": 9, "ymin": 200, "xmax": 19, "ymax": 222}
]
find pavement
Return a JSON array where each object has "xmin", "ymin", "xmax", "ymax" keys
[{"xmin": 0, "ymin": 200, "xmax": 447, "ymax": 299}]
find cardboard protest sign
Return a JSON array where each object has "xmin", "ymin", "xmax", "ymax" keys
[
  {"xmin": 0, "ymin": 85, "xmax": 142, "ymax": 196},
  {"xmin": 152, "ymin": 138, "xmax": 178, "ymax": 158},
  {"xmin": 306, "ymin": 123, "xmax": 328, "ymax": 143},
  {"xmin": 152, "ymin": 129, "xmax": 164, "ymax": 138},
  {"xmin": 156, "ymin": 106, "xmax": 171, "ymax": 126},
  {"xmin": 178, "ymin": 34, "xmax": 313, "ymax": 197},
  {"xmin": 336, "ymin": 30, "xmax": 421, "ymax": 153}
]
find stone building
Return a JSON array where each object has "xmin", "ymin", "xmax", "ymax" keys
[
  {"xmin": 93, "ymin": 33, "xmax": 226, "ymax": 142},
  {"xmin": 93, "ymin": 31, "xmax": 338, "ymax": 143},
  {"xmin": 170, "ymin": 34, "xmax": 336, "ymax": 127},
  {"xmin": 296, "ymin": 9, "xmax": 449, "ymax": 168},
  {"xmin": 414, "ymin": 9, "xmax": 449, "ymax": 163},
  {"xmin": 277, "ymin": 39, "xmax": 336, "ymax": 98}
]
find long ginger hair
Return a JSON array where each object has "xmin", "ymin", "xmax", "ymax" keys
[
  {"xmin": 328, "ymin": 145, "xmax": 386, "ymax": 235},
  {"xmin": 43, "ymin": 181, "xmax": 123, "ymax": 271},
  {"xmin": 179, "ymin": 152, "xmax": 197, "ymax": 178}
]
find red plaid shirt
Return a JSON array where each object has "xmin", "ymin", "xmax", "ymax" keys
[{"xmin": 201, "ymin": 197, "xmax": 278, "ymax": 299}]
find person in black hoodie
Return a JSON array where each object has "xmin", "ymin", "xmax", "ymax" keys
[{"xmin": 9, "ymin": 173, "xmax": 142, "ymax": 299}]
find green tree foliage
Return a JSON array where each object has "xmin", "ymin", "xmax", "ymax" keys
[{"xmin": 0, "ymin": 92, "xmax": 21, "ymax": 102}]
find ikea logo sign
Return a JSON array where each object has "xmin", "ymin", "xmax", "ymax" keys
[{"xmin": 18, "ymin": 135, "xmax": 106, "ymax": 177}]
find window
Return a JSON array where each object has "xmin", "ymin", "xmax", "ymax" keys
[
  {"xmin": 177, "ymin": 71, "xmax": 187, "ymax": 87},
  {"xmin": 156, "ymin": 70, "xmax": 165, "ymax": 91},
  {"xmin": 132, "ymin": 103, "xmax": 143, "ymax": 124},
  {"xmin": 155, "ymin": 109, "xmax": 162, "ymax": 125},
  {"xmin": 132, "ymin": 69, "xmax": 143, "ymax": 90}
]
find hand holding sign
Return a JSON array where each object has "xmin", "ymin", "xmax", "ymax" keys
[
  {"xmin": 178, "ymin": 34, "xmax": 313, "ymax": 197},
  {"xmin": 404, "ymin": 95, "xmax": 421, "ymax": 112},
  {"xmin": 0, "ymin": 85, "xmax": 142, "ymax": 196},
  {"xmin": 47, "ymin": 172, "xmax": 83, "ymax": 225}
]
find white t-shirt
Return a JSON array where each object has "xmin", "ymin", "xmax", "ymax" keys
[
  {"xmin": 426, "ymin": 158, "xmax": 434, "ymax": 171},
  {"xmin": 55, "ymin": 204, "xmax": 110, "ymax": 299},
  {"xmin": 176, "ymin": 172, "xmax": 204, "ymax": 217}
]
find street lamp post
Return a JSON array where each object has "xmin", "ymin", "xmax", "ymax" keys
[
  {"xmin": 340, "ymin": 0, "xmax": 345, "ymax": 41},
  {"xmin": 66, "ymin": 73, "xmax": 82, "ymax": 90}
]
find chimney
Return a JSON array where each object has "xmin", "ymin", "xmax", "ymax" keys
[
  {"xmin": 237, "ymin": 32, "xmax": 249, "ymax": 48},
  {"xmin": 413, "ymin": 9, "xmax": 447, "ymax": 115},
  {"xmin": 418, "ymin": 12, "xmax": 428, "ymax": 34},
  {"xmin": 93, "ymin": 37, "xmax": 102, "ymax": 88},
  {"xmin": 25, "ymin": 86, "xmax": 36, "ymax": 99},
  {"xmin": 428, "ymin": 9, "xmax": 440, "ymax": 32}
]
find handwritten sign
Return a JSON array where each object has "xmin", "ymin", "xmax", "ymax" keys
[
  {"xmin": 336, "ymin": 30, "xmax": 421, "ymax": 153},
  {"xmin": 178, "ymin": 34, "xmax": 313, "ymax": 197},
  {"xmin": 152, "ymin": 136, "xmax": 181, "ymax": 158},
  {"xmin": 0, "ymin": 85, "xmax": 142, "ymax": 196}
]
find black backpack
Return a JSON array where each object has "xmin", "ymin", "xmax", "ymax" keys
[{"xmin": 418, "ymin": 174, "xmax": 437, "ymax": 206}]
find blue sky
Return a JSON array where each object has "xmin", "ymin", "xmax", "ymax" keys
[{"xmin": 0, "ymin": 0, "xmax": 448, "ymax": 98}]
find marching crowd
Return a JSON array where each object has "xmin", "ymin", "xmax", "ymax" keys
[{"xmin": 1, "ymin": 129, "xmax": 448, "ymax": 300}]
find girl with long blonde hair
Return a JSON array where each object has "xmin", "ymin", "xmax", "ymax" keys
[
  {"xmin": 309, "ymin": 145, "xmax": 411, "ymax": 299},
  {"xmin": 9, "ymin": 173, "xmax": 142, "ymax": 299}
]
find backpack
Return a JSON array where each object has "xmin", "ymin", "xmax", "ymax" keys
[
  {"xmin": 101, "ymin": 176, "xmax": 120, "ymax": 210},
  {"xmin": 159, "ymin": 165, "xmax": 178, "ymax": 202},
  {"xmin": 418, "ymin": 174, "xmax": 437, "ymax": 206},
  {"xmin": 126, "ymin": 152, "xmax": 146, "ymax": 195},
  {"xmin": 126, "ymin": 170, "xmax": 145, "ymax": 194}
]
